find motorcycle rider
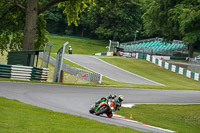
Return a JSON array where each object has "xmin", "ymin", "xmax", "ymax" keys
[{"xmin": 95, "ymin": 94, "xmax": 125, "ymax": 112}]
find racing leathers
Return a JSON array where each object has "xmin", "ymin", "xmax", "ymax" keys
[{"xmin": 95, "ymin": 95, "xmax": 122, "ymax": 112}]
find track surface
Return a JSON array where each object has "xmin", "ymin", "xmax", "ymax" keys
[
  {"xmin": 64, "ymin": 54, "xmax": 161, "ymax": 85},
  {"xmin": 1, "ymin": 81, "xmax": 200, "ymax": 132}
]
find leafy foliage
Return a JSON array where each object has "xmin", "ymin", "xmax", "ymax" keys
[
  {"xmin": 1, "ymin": 0, "xmax": 199, "ymax": 54},
  {"xmin": 84, "ymin": 0, "xmax": 142, "ymax": 41},
  {"xmin": 58, "ymin": 0, "xmax": 95, "ymax": 26},
  {"xmin": 0, "ymin": 0, "xmax": 25, "ymax": 54},
  {"xmin": 143, "ymin": 0, "xmax": 200, "ymax": 44},
  {"xmin": 168, "ymin": 0, "xmax": 200, "ymax": 44},
  {"xmin": 0, "ymin": 0, "xmax": 49, "ymax": 54},
  {"xmin": 142, "ymin": 0, "xmax": 180, "ymax": 39},
  {"xmin": 0, "ymin": 0, "xmax": 94, "ymax": 54},
  {"xmin": 44, "ymin": 0, "xmax": 143, "ymax": 41},
  {"xmin": 44, "ymin": 5, "xmax": 68, "ymax": 35}
]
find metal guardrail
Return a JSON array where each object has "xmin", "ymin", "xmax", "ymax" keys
[
  {"xmin": 172, "ymin": 40, "xmax": 184, "ymax": 44},
  {"xmin": 0, "ymin": 64, "xmax": 12, "ymax": 78},
  {"xmin": 188, "ymin": 58, "xmax": 200, "ymax": 73},
  {"xmin": 32, "ymin": 67, "xmax": 49, "ymax": 81},
  {"xmin": 11, "ymin": 65, "xmax": 32, "ymax": 81},
  {"xmin": 39, "ymin": 52, "xmax": 102, "ymax": 84},
  {"xmin": 62, "ymin": 63, "xmax": 102, "ymax": 83}
]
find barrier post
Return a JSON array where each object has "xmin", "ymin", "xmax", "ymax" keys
[{"xmin": 60, "ymin": 70, "xmax": 65, "ymax": 83}]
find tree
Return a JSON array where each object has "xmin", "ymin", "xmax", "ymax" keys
[
  {"xmin": 42, "ymin": 0, "xmax": 145, "ymax": 41},
  {"xmin": 0, "ymin": 0, "xmax": 25, "ymax": 55},
  {"xmin": 44, "ymin": 5, "xmax": 68, "ymax": 35},
  {"xmin": 168, "ymin": 0, "xmax": 200, "ymax": 57},
  {"xmin": 0, "ymin": 0, "xmax": 94, "ymax": 54},
  {"xmin": 143, "ymin": 0, "xmax": 200, "ymax": 57},
  {"xmin": 84, "ymin": 0, "xmax": 142, "ymax": 41},
  {"xmin": 44, "ymin": 5, "xmax": 88, "ymax": 37}
]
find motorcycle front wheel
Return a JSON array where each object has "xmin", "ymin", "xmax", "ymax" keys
[
  {"xmin": 95, "ymin": 106, "xmax": 108, "ymax": 115},
  {"xmin": 89, "ymin": 107, "xmax": 95, "ymax": 114}
]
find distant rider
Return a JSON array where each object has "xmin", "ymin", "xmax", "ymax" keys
[
  {"xmin": 95, "ymin": 94, "xmax": 125, "ymax": 111},
  {"xmin": 68, "ymin": 46, "xmax": 72, "ymax": 54}
]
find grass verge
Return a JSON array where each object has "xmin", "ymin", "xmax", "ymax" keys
[
  {"xmin": 0, "ymin": 97, "xmax": 142, "ymax": 133},
  {"xmin": 48, "ymin": 35, "xmax": 107, "ymax": 55},
  {"xmin": 100, "ymin": 57, "xmax": 200, "ymax": 90},
  {"xmin": 117, "ymin": 104, "xmax": 200, "ymax": 133}
]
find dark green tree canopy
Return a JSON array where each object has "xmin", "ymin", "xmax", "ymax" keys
[
  {"xmin": 85, "ymin": 0, "xmax": 142, "ymax": 41},
  {"xmin": 0, "ymin": 0, "xmax": 199, "ymax": 56},
  {"xmin": 0, "ymin": 0, "xmax": 94, "ymax": 54},
  {"xmin": 143, "ymin": 0, "xmax": 200, "ymax": 56},
  {"xmin": 44, "ymin": 5, "xmax": 68, "ymax": 35},
  {"xmin": 143, "ymin": 0, "xmax": 200, "ymax": 44}
]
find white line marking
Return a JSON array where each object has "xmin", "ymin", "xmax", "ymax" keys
[
  {"xmin": 93, "ymin": 56, "xmax": 164, "ymax": 86},
  {"xmin": 122, "ymin": 103, "xmax": 135, "ymax": 108}
]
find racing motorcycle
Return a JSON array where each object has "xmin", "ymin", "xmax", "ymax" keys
[{"xmin": 89, "ymin": 98, "xmax": 119, "ymax": 118}]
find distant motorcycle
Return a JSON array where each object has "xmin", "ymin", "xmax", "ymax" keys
[{"xmin": 89, "ymin": 98, "xmax": 119, "ymax": 118}]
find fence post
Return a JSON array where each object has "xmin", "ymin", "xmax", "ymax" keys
[{"xmin": 53, "ymin": 42, "xmax": 68, "ymax": 82}]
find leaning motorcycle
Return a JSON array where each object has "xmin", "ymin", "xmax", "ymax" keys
[{"xmin": 89, "ymin": 99, "xmax": 117, "ymax": 118}]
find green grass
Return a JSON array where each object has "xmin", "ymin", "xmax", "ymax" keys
[
  {"xmin": 100, "ymin": 58, "xmax": 200, "ymax": 90},
  {"xmin": 117, "ymin": 104, "xmax": 200, "ymax": 133},
  {"xmin": 0, "ymin": 97, "xmax": 142, "ymax": 133},
  {"xmin": 48, "ymin": 35, "xmax": 107, "ymax": 55}
]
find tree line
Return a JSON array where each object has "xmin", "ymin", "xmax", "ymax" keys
[{"xmin": 0, "ymin": 0, "xmax": 199, "ymax": 57}]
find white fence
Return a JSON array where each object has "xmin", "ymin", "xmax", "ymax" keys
[
  {"xmin": 146, "ymin": 54, "xmax": 200, "ymax": 81},
  {"xmin": 40, "ymin": 53, "xmax": 102, "ymax": 84}
]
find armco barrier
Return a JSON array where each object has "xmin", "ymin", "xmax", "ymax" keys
[
  {"xmin": 146, "ymin": 54, "xmax": 200, "ymax": 81},
  {"xmin": 0, "ymin": 64, "xmax": 49, "ymax": 81},
  {"xmin": 39, "ymin": 53, "xmax": 102, "ymax": 84},
  {"xmin": 11, "ymin": 65, "xmax": 32, "ymax": 81},
  {"xmin": 0, "ymin": 64, "xmax": 12, "ymax": 78},
  {"xmin": 31, "ymin": 67, "xmax": 49, "ymax": 81}
]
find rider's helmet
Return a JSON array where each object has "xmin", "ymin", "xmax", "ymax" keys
[{"xmin": 118, "ymin": 95, "xmax": 125, "ymax": 102}]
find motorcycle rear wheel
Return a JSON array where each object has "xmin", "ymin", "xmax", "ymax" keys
[{"xmin": 107, "ymin": 113, "xmax": 113, "ymax": 118}]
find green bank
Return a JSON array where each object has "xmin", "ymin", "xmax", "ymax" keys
[
  {"xmin": 100, "ymin": 58, "xmax": 200, "ymax": 90},
  {"xmin": 48, "ymin": 35, "xmax": 107, "ymax": 55},
  {"xmin": 117, "ymin": 104, "xmax": 200, "ymax": 133}
]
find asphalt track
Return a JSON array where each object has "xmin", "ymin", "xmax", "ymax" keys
[
  {"xmin": 1, "ymin": 81, "xmax": 200, "ymax": 133},
  {"xmin": 63, "ymin": 54, "xmax": 162, "ymax": 85}
]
